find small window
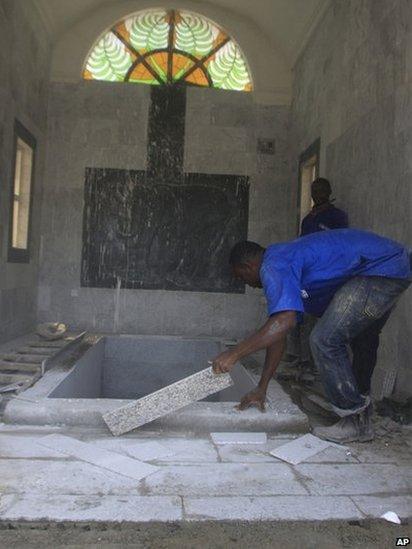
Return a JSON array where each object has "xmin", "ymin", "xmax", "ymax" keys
[
  {"xmin": 297, "ymin": 138, "xmax": 320, "ymax": 234},
  {"xmin": 8, "ymin": 121, "xmax": 36, "ymax": 263}
]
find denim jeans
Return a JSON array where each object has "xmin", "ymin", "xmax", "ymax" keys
[
  {"xmin": 286, "ymin": 314, "xmax": 317, "ymax": 362},
  {"xmin": 310, "ymin": 276, "xmax": 410, "ymax": 415}
]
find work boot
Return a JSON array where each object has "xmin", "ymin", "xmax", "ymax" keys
[{"xmin": 313, "ymin": 405, "xmax": 374, "ymax": 444}]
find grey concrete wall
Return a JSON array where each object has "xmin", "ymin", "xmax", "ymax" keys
[
  {"xmin": 290, "ymin": 0, "xmax": 411, "ymax": 399},
  {"xmin": 38, "ymin": 82, "xmax": 291, "ymax": 339},
  {"xmin": 0, "ymin": 0, "xmax": 51, "ymax": 342}
]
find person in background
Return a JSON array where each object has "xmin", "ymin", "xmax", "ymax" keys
[
  {"xmin": 282, "ymin": 177, "xmax": 349, "ymax": 371},
  {"xmin": 300, "ymin": 177, "xmax": 348, "ymax": 236}
]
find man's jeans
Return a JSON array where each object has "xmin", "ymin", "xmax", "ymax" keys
[{"xmin": 310, "ymin": 276, "xmax": 410, "ymax": 416}]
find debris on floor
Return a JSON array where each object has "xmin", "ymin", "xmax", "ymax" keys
[
  {"xmin": 103, "ymin": 366, "xmax": 233, "ymax": 436},
  {"xmin": 269, "ymin": 433, "xmax": 338, "ymax": 465},
  {"xmin": 380, "ymin": 510, "xmax": 401, "ymax": 524},
  {"xmin": 210, "ymin": 432, "xmax": 267, "ymax": 445},
  {"xmin": 36, "ymin": 322, "xmax": 67, "ymax": 340},
  {"xmin": 38, "ymin": 434, "xmax": 159, "ymax": 481}
]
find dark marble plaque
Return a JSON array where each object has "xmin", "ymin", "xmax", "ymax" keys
[{"xmin": 81, "ymin": 168, "xmax": 249, "ymax": 292}]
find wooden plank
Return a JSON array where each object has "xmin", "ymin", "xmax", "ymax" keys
[
  {"xmin": 0, "ymin": 373, "xmax": 32, "ymax": 384},
  {"xmin": 16, "ymin": 348, "xmax": 56, "ymax": 356},
  {"xmin": 2, "ymin": 355, "xmax": 46, "ymax": 364},
  {"xmin": 0, "ymin": 361, "xmax": 41, "ymax": 373},
  {"xmin": 28, "ymin": 342, "xmax": 66, "ymax": 349}
]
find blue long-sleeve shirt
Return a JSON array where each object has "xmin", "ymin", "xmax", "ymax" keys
[{"xmin": 260, "ymin": 229, "xmax": 411, "ymax": 317}]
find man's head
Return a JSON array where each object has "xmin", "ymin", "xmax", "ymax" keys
[
  {"xmin": 229, "ymin": 241, "xmax": 265, "ymax": 288},
  {"xmin": 311, "ymin": 177, "xmax": 332, "ymax": 205}
]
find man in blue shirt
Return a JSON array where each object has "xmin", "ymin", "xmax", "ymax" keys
[{"xmin": 212, "ymin": 229, "xmax": 411, "ymax": 443}]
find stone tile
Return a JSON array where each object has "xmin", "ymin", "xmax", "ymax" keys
[
  {"xmin": 217, "ymin": 437, "xmax": 308, "ymax": 463},
  {"xmin": 0, "ymin": 494, "xmax": 16, "ymax": 514},
  {"xmin": 144, "ymin": 463, "xmax": 307, "ymax": 496},
  {"xmin": 0, "ymin": 435, "xmax": 67, "ymax": 459},
  {"xmin": 303, "ymin": 446, "xmax": 358, "ymax": 464},
  {"xmin": 210, "ymin": 432, "xmax": 267, "ymax": 445},
  {"xmin": 185, "ymin": 495, "xmax": 363, "ymax": 521},
  {"xmin": 295, "ymin": 464, "xmax": 412, "ymax": 495},
  {"xmin": 103, "ymin": 367, "xmax": 233, "ymax": 436},
  {"xmin": 38, "ymin": 434, "xmax": 159, "ymax": 482},
  {"xmin": 0, "ymin": 460, "xmax": 140, "ymax": 495},
  {"xmin": 0, "ymin": 494, "xmax": 182, "ymax": 522},
  {"xmin": 217, "ymin": 438, "xmax": 357, "ymax": 464},
  {"xmin": 269, "ymin": 434, "xmax": 333, "ymax": 465},
  {"xmin": 151, "ymin": 438, "xmax": 219, "ymax": 463},
  {"xmin": 89, "ymin": 436, "xmax": 218, "ymax": 463},
  {"xmin": 351, "ymin": 495, "xmax": 412, "ymax": 520},
  {"xmin": 90, "ymin": 439, "xmax": 175, "ymax": 461}
]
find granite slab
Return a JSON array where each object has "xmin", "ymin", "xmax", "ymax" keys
[
  {"xmin": 103, "ymin": 367, "xmax": 233, "ymax": 436},
  {"xmin": 269, "ymin": 434, "xmax": 332, "ymax": 465}
]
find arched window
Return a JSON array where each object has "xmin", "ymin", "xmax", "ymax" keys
[{"xmin": 83, "ymin": 9, "xmax": 252, "ymax": 92}]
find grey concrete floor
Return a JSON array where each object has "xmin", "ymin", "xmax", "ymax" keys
[{"xmin": 0, "ymin": 422, "xmax": 410, "ymax": 525}]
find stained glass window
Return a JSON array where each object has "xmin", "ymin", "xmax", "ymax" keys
[{"xmin": 83, "ymin": 9, "xmax": 252, "ymax": 91}]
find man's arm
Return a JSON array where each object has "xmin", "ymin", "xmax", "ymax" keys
[
  {"xmin": 237, "ymin": 336, "xmax": 286, "ymax": 411},
  {"xmin": 212, "ymin": 310, "xmax": 296, "ymax": 374}
]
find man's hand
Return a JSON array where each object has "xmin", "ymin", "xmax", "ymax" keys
[
  {"xmin": 211, "ymin": 350, "xmax": 238, "ymax": 374},
  {"xmin": 236, "ymin": 387, "xmax": 266, "ymax": 412}
]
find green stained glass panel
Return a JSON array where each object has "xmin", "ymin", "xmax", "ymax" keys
[{"xmin": 83, "ymin": 9, "xmax": 252, "ymax": 92}]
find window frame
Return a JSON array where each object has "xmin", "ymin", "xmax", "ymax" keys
[
  {"xmin": 8, "ymin": 119, "xmax": 37, "ymax": 263},
  {"xmin": 296, "ymin": 137, "xmax": 320, "ymax": 234}
]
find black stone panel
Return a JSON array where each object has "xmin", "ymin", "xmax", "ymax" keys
[
  {"xmin": 81, "ymin": 168, "xmax": 249, "ymax": 293},
  {"xmin": 146, "ymin": 85, "xmax": 186, "ymax": 183}
]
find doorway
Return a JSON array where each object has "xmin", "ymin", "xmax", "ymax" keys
[{"xmin": 297, "ymin": 138, "xmax": 320, "ymax": 234}]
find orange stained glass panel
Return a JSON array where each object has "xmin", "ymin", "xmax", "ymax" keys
[
  {"xmin": 129, "ymin": 63, "xmax": 156, "ymax": 82},
  {"xmin": 114, "ymin": 22, "xmax": 131, "ymax": 45},
  {"xmin": 146, "ymin": 52, "xmax": 168, "ymax": 79},
  {"xmin": 172, "ymin": 53, "xmax": 194, "ymax": 79},
  {"xmin": 213, "ymin": 30, "xmax": 229, "ymax": 49},
  {"xmin": 83, "ymin": 69, "xmax": 93, "ymax": 80},
  {"xmin": 185, "ymin": 68, "xmax": 209, "ymax": 87}
]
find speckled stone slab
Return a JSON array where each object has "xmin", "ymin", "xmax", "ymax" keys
[{"xmin": 103, "ymin": 367, "xmax": 234, "ymax": 436}]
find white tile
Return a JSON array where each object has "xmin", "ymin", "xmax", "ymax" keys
[
  {"xmin": 143, "ymin": 463, "xmax": 307, "ymax": 496},
  {"xmin": 0, "ymin": 494, "xmax": 182, "ymax": 522},
  {"xmin": 269, "ymin": 434, "xmax": 333, "ymax": 465},
  {"xmin": 0, "ymin": 460, "xmax": 140, "ymax": 495},
  {"xmin": 152, "ymin": 438, "xmax": 218, "ymax": 463},
  {"xmin": 38, "ymin": 434, "xmax": 158, "ymax": 481},
  {"xmin": 185, "ymin": 495, "xmax": 363, "ymax": 521},
  {"xmin": 0, "ymin": 435, "xmax": 68, "ymax": 458},
  {"xmin": 210, "ymin": 432, "xmax": 267, "ymax": 445},
  {"xmin": 89, "ymin": 436, "xmax": 218, "ymax": 463},
  {"xmin": 120, "ymin": 441, "xmax": 175, "ymax": 461}
]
